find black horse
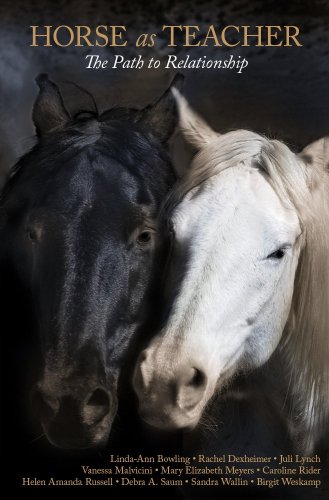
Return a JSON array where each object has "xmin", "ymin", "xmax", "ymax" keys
[{"xmin": 0, "ymin": 73, "xmax": 181, "ymax": 450}]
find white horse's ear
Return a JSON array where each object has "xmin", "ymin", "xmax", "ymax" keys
[
  {"xmin": 171, "ymin": 88, "xmax": 218, "ymax": 150},
  {"xmin": 299, "ymin": 137, "xmax": 329, "ymax": 172}
]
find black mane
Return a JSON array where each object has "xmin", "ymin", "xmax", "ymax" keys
[{"xmin": 2, "ymin": 115, "xmax": 175, "ymax": 203}]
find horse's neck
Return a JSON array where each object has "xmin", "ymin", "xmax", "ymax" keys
[
  {"xmin": 183, "ymin": 365, "xmax": 295, "ymax": 460},
  {"xmin": 185, "ymin": 352, "xmax": 328, "ymax": 458},
  {"xmin": 254, "ymin": 348, "xmax": 328, "ymax": 457}
]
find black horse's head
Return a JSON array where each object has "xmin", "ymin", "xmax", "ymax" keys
[{"xmin": 0, "ymin": 74, "xmax": 181, "ymax": 449}]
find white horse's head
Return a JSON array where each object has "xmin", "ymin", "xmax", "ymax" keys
[{"xmin": 133, "ymin": 92, "xmax": 329, "ymax": 443}]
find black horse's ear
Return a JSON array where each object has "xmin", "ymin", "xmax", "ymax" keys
[
  {"xmin": 138, "ymin": 73, "xmax": 184, "ymax": 143},
  {"xmin": 33, "ymin": 74, "xmax": 71, "ymax": 136}
]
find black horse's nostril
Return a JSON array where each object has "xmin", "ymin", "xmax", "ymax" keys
[
  {"xmin": 31, "ymin": 382, "xmax": 115, "ymax": 449},
  {"xmin": 83, "ymin": 388, "xmax": 111, "ymax": 426},
  {"xmin": 86, "ymin": 388, "xmax": 110, "ymax": 407}
]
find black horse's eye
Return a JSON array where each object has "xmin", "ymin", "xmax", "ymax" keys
[
  {"xmin": 26, "ymin": 227, "xmax": 39, "ymax": 243},
  {"xmin": 267, "ymin": 248, "xmax": 286, "ymax": 260},
  {"xmin": 137, "ymin": 229, "xmax": 153, "ymax": 245},
  {"xmin": 27, "ymin": 230, "xmax": 36, "ymax": 242}
]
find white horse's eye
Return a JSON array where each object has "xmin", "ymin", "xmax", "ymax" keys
[{"xmin": 267, "ymin": 248, "xmax": 286, "ymax": 260}]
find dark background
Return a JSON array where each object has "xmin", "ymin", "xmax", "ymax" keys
[{"xmin": 0, "ymin": 1, "xmax": 328, "ymax": 498}]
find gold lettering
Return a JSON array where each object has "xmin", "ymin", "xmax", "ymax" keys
[
  {"xmin": 110, "ymin": 26, "xmax": 127, "ymax": 47},
  {"xmin": 162, "ymin": 25, "xmax": 183, "ymax": 47},
  {"xmin": 75, "ymin": 25, "xmax": 93, "ymax": 46},
  {"xmin": 201, "ymin": 25, "xmax": 222, "ymax": 47},
  {"xmin": 285, "ymin": 25, "xmax": 302, "ymax": 46},
  {"xmin": 221, "ymin": 25, "xmax": 240, "ymax": 47},
  {"xmin": 30, "ymin": 25, "xmax": 52, "ymax": 47},
  {"xmin": 242, "ymin": 25, "xmax": 263, "ymax": 47},
  {"xmin": 53, "ymin": 25, "xmax": 74, "ymax": 47},
  {"xmin": 184, "ymin": 25, "xmax": 200, "ymax": 46},
  {"xmin": 266, "ymin": 26, "xmax": 282, "ymax": 46},
  {"xmin": 95, "ymin": 25, "xmax": 108, "ymax": 47}
]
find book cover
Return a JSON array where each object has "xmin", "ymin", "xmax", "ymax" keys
[{"xmin": 0, "ymin": 1, "xmax": 328, "ymax": 499}]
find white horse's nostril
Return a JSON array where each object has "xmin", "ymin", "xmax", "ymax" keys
[
  {"xmin": 187, "ymin": 367, "xmax": 206, "ymax": 388},
  {"xmin": 176, "ymin": 366, "xmax": 207, "ymax": 390},
  {"xmin": 175, "ymin": 366, "xmax": 207, "ymax": 412}
]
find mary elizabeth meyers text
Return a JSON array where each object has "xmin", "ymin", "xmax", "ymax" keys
[{"xmin": 85, "ymin": 54, "xmax": 249, "ymax": 73}]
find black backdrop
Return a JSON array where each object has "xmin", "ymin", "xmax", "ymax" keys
[{"xmin": 0, "ymin": 1, "xmax": 328, "ymax": 499}]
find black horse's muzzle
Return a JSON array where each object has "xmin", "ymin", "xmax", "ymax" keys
[{"xmin": 32, "ymin": 381, "xmax": 117, "ymax": 449}]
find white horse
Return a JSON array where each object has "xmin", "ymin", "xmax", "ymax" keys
[{"xmin": 133, "ymin": 92, "xmax": 329, "ymax": 454}]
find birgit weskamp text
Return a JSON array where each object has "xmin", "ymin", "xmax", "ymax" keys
[{"xmin": 85, "ymin": 54, "xmax": 248, "ymax": 73}]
